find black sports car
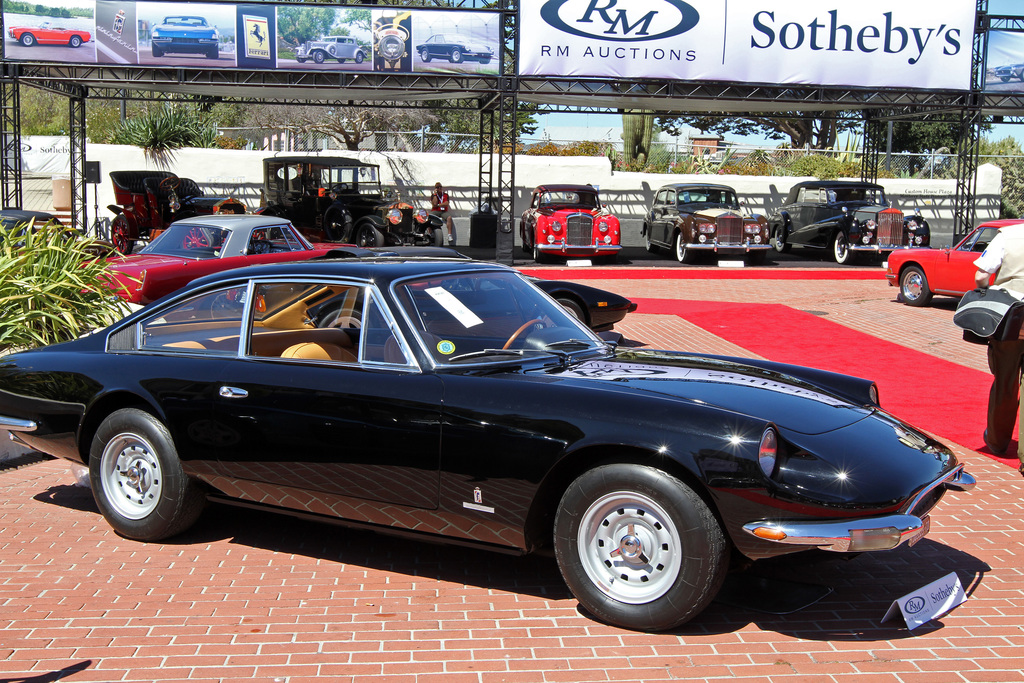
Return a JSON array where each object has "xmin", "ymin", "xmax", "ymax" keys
[{"xmin": 0, "ymin": 257, "xmax": 974, "ymax": 631}]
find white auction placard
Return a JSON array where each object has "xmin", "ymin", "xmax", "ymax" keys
[
  {"xmin": 519, "ymin": 0, "xmax": 976, "ymax": 91},
  {"xmin": 881, "ymin": 571, "xmax": 967, "ymax": 630}
]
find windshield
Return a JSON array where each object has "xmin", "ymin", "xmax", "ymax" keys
[
  {"xmin": 142, "ymin": 223, "xmax": 229, "ymax": 259},
  {"xmin": 678, "ymin": 188, "xmax": 737, "ymax": 207},
  {"xmin": 395, "ymin": 271, "xmax": 605, "ymax": 365}
]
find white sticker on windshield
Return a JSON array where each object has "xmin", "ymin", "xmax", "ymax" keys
[{"xmin": 425, "ymin": 287, "xmax": 483, "ymax": 328}]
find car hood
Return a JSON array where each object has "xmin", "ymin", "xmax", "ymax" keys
[
  {"xmin": 540, "ymin": 355, "xmax": 873, "ymax": 435},
  {"xmin": 106, "ymin": 253, "xmax": 196, "ymax": 270},
  {"xmin": 691, "ymin": 207, "xmax": 742, "ymax": 220}
]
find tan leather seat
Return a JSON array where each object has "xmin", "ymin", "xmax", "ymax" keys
[{"xmin": 281, "ymin": 342, "xmax": 355, "ymax": 363}]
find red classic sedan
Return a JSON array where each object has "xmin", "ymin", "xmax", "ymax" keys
[
  {"xmin": 885, "ymin": 219, "xmax": 1024, "ymax": 306},
  {"xmin": 104, "ymin": 215, "xmax": 335, "ymax": 305},
  {"xmin": 7, "ymin": 21, "xmax": 91, "ymax": 47},
  {"xmin": 519, "ymin": 184, "xmax": 621, "ymax": 263}
]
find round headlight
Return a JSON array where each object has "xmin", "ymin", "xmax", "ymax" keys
[
  {"xmin": 414, "ymin": 208, "xmax": 428, "ymax": 223},
  {"xmin": 598, "ymin": 221, "xmax": 609, "ymax": 233},
  {"xmin": 698, "ymin": 234, "xmax": 707, "ymax": 244},
  {"xmin": 907, "ymin": 219, "xmax": 919, "ymax": 230},
  {"xmin": 758, "ymin": 427, "xmax": 778, "ymax": 477},
  {"xmin": 861, "ymin": 234, "xmax": 871, "ymax": 245},
  {"xmin": 914, "ymin": 235, "xmax": 923, "ymax": 245},
  {"xmin": 387, "ymin": 208, "xmax": 402, "ymax": 225},
  {"xmin": 551, "ymin": 221, "xmax": 562, "ymax": 233},
  {"xmin": 753, "ymin": 235, "xmax": 762, "ymax": 244},
  {"xmin": 864, "ymin": 219, "xmax": 876, "ymax": 230}
]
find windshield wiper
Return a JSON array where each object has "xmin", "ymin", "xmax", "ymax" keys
[
  {"xmin": 544, "ymin": 339, "xmax": 595, "ymax": 351},
  {"xmin": 447, "ymin": 348, "xmax": 525, "ymax": 363}
]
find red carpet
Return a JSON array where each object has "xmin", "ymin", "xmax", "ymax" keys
[
  {"xmin": 521, "ymin": 267, "xmax": 881, "ymax": 280},
  {"xmin": 632, "ymin": 297, "xmax": 1019, "ymax": 468}
]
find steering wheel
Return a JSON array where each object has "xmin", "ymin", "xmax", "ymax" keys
[
  {"xmin": 159, "ymin": 176, "xmax": 181, "ymax": 192},
  {"xmin": 503, "ymin": 318, "xmax": 543, "ymax": 349},
  {"xmin": 183, "ymin": 226, "xmax": 210, "ymax": 249},
  {"xmin": 331, "ymin": 183, "xmax": 351, "ymax": 193},
  {"xmin": 250, "ymin": 239, "xmax": 271, "ymax": 255}
]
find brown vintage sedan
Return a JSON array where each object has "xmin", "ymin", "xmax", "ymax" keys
[{"xmin": 642, "ymin": 183, "xmax": 771, "ymax": 264}]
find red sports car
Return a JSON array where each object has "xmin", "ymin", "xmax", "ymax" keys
[
  {"xmin": 7, "ymin": 21, "xmax": 91, "ymax": 47},
  {"xmin": 885, "ymin": 219, "xmax": 1024, "ymax": 306},
  {"xmin": 104, "ymin": 215, "xmax": 335, "ymax": 305},
  {"xmin": 519, "ymin": 184, "xmax": 621, "ymax": 263}
]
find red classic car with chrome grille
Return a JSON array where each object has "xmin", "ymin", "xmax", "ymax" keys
[
  {"xmin": 7, "ymin": 21, "xmax": 91, "ymax": 47},
  {"xmin": 520, "ymin": 184, "xmax": 621, "ymax": 263}
]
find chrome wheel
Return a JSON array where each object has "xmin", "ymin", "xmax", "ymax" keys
[
  {"xmin": 576, "ymin": 490, "xmax": 683, "ymax": 605},
  {"xmin": 99, "ymin": 432, "xmax": 163, "ymax": 520},
  {"xmin": 899, "ymin": 265, "xmax": 932, "ymax": 307}
]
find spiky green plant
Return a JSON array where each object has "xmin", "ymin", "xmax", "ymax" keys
[
  {"xmin": 109, "ymin": 105, "xmax": 219, "ymax": 166},
  {"xmin": 0, "ymin": 221, "xmax": 132, "ymax": 353}
]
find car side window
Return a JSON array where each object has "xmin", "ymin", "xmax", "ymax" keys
[
  {"xmin": 139, "ymin": 286, "xmax": 247, "ymax": 354},
  {"xmin": 967, "ymin": 227, "xmax": 1000, "ymax": 253}
]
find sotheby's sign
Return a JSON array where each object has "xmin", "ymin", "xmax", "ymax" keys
[{"xmin": 519, "ymin": 0, "xmax": 975, "ymax": 90}]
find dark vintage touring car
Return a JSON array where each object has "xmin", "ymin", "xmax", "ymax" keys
[{"xmin": 0, "ymin": 257, "xmax": 974, "ymax": 631}]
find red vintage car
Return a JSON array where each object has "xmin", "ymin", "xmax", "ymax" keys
[
  {"xmin": 885, "ymin": 219, "xmax": 1024, "ymax": 306},
  {"xmin": 519, "ymin": 184, "xmax": 621, "ymax": 263},
  {"xmin": 104, "ymin": 215, "xmax": 335, "ymax": 305},
  {"xmin": 7, "ymin": 21, "xmax": 91, "ymax": 47}
]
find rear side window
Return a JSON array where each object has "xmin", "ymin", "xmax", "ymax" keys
[{"xmin": 139, "ymin": 286, "xmax": 247, "ymax": 354}]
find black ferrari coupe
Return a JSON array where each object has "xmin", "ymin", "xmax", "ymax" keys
[{"xmin": 0, "ymin": 256, "xmax": 974, "ymax": 631}]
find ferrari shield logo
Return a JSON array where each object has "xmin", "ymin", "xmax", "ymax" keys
[{"xmin": 243, "ymin": 15, "xmax": 270, "ymax": 60}]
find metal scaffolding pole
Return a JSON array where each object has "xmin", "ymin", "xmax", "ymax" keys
[
  {"xmin": 0, "ymin": 72, "xmax": 23, "ymax": 209},
  {"xmin": 69, "ymin": 95, "xmax": 86, "ymax": 231}
]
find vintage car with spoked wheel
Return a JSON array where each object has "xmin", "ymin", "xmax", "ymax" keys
[
  {"xmin": 258, "ymin": 156, "xmax": 446, "ymax": 247},
  {"xmin": 642, "ymin": 183, "xmax": 771, "ymax": 264},
  {"xmin": 886, "ymin": 219, "xmax": 1024, "ymax": 306},
  {"xmin": 520, "ymin": 184, "xmax": 621, "ymax": 263},
  {"xmin": 106, "ymin": 171, "xmax": 247, "ymax": 255},
  {"xmin": 0, "ymin": 256, "xmax": 974, "ymax": 632},
  {"xmin": 768, "ymin": 180, "xmax": 929, "ymax": 265}
]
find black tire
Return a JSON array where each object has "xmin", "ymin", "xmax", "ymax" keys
[
  {"xmin": 1001, "ymin": 76, "xmax": 1011, "ymax": 83},
  {"xmin": 20, "ymin": 33, "xmax": 36, "ymax": 47},
  {"xmin": 554, "ymin": 463, "xmax": 729, "ymax": 631},
  {"xmin": 152, "ymin": 45, "xmax": 163, "ymax": 58},
  {"xmin": 420, "ymin": 48, "xmax": 431, "ymax": 62},
  {"xmin": 356, "ymin": 222, "xmax": 384, "ymax": 248},
  {"xmin": 748, "ymin": 250, "xmax": 768, "ymax": 266},
  {"xmin": 323, "ymin": 209, "xmax": 346, "ymax": 242},
  {"xmin": 355, "ymin": 51, "xmax": 365, "ymax": 64},
  {"xmin": 772, "ymin": 225, "xmax": 791, "ymax": 253},
  {"xmin": 557, "ymin": 297, "xmax": 587, "ymax": 326},
  {"xmin": 110, "ymin": 214, "xmax": 135, "ymax": 255},
  {"xmin": 643, "ymin": 224, "xmax": 658, "ymax": 254},
  {"xmin": 831, "ymin": 231, "xmax": 856, "ymax": 265},
  {"xmin": 313, "ymin": 51, "xmax": 326, "ymax": 64},
  {"xmin": 899, "ymin": 265, "xmax": 933, "ymax": 307},
  {"xmin": 296, "ymin": 57, "xmax": 306, "ymax": 63},
  {"xmin": 450, "ymin": 48, "xmax": 463, "ymax": 63},
  {"xmin": 432, "ymin": 228, "xmax": 444, "ymax": 247},
  {"xmin": 89, "ymin": 408, "xmax": 206, "ymax": 541},
  {"xmin": 207, "ymin": 46, "xmax": 218, "ymax": 59},
  {"xmin": 533, "ymin": 240, "xmax": 549, "ymax": 264},
  {"xmin": 674, "ymin": 231, "xmax": 696, "ymax": 264},
  {"xmin": 69, "ymin": 35, "xmax": 82, "ymax": 48}
]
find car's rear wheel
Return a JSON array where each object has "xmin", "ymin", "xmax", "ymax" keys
[
  {"xmin": 554, "ymin": 463, "xmax": 729, "ymax": 631},
  {"xmin": 323, "ymin": 208, "xmax": 348, "ymax": 242},
  {"xmin": 110, "ymin": 214, "xmax": 135, "ymax": 255},
  {"xmin": 832, "ymin": 231, "xmax": 856, "ymax": 265},
  {"xmin": 643, "ymin": 224, "xmax": 658, "ymax": 254},
  {"xmin": 90, "ymin": 408, "xmax": 206, "ymax": 541},
  {"xmin": 356, "ymin": 222, "xmax": 384, "ymax": 248},
  {"xmin": 69, "ymin": 35, "xmax": 82, "ymax": 47},
  {"xmin": 674, "ymin": 231, "xmax": 696, "ymax": 264},
  {"xmin": 899, "ymin": 265, "xmax": 933, "ymax": 307},
  {"xmin": 20, "ymin": 33, "xmax": 36, "ymax": 47}
]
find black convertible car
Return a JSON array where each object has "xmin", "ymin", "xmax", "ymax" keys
[{"xmin": 0, "ymin": 257, "xmax": 974, "ymax": 631}]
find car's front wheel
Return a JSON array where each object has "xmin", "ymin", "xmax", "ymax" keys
[
  {"xmin": 356, "ymin": 222, "xmax": 384, "ymax": 248},
  {"xmin": 90, "ymin": 408, "xmax": 206, "ymax": 541},
  {"xmin": 20, "ymin": 33, "xmax": 36, "ymax": 47},
  {"xmin": 772, "ymin": 225, "xmax": 791, "ymax": 253},
  {"xmin": 899, "ymin": 265, "xmax": 933, "ymax": 307},
  {"xmin": 674, "ymin": 231, "xmax": 696, "ymax": 264},
  {"xmin": 313, "ymin": 51, "xmax": 326, "ymax": 64},
  {"xmin": 69, "ymin": 35, "xmax": 82, "ymax": 47},
  {"xmin": 554, "ymin": 463, "xmax": 729, "ymax": 631},
  {"xmin": 420, "ymin": 48, "xmax": 431, "ymax": 62},
  {"xmin": 354, "ymin": 51, "xmax": 365, "ymax": 64},
  {"xmin": 450, "ymin": 48, "xmax": 463, "ymax": 63},
  {"xmin": 832, "ymin": 231, "xmax": 856, "ymax": 265}
]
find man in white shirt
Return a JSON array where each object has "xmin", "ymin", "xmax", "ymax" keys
[{"xmin": 974, "ymin": 222, "xmax": 1024, "ymax": 476}]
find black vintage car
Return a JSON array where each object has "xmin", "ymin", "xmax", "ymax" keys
[
  {"xmin": 415, "ymin": 33, "xmax": 493, "ymax": 64},
  {"xmin": 767, "ymin": 180, "xmax": 930, "ymax": 265},
  {"xmin": 259, "ymin": 156, "xmax": 445, "ymax": 247},
  {"xmin": 0, "ymin": 258, "xmax": 974, "ymax": 631}
]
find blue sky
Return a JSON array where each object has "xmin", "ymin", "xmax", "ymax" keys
[{"xmin": 535, "ymin": 0, "xmax": 1024, "ymax": 148}]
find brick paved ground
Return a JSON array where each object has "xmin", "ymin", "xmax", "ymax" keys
[{"xmin": 2, "ymin": 266, "xmax": 1022, "ymax": 683}]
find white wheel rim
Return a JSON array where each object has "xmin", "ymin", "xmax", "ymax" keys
[
  {"xmin": 99, "ymin": 432, "xmax": 163, "ymax": 520},
  {"xmin": 903, "ymin": 272, "xmax": 924, "ymax": 300},
  {"xmin": 576, "ymin": 490, "xmax": 683, "ymax": 605}
]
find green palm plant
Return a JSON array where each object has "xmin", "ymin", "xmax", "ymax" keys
[
  {"xmin": 0, "ymin": 221, "xmax": 133, "ymax": 353},
  {"xmin": 109, "ymin": 105, "xmax": 219, "ymax": 166}
]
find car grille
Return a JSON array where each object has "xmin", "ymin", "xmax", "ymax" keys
[
  {"xmin": 172, "ymin": 38, "xmax": 202, "ymax": 44},
  {"xmin": 716, "ymin": 213, "xmax": 743, "ymax": 244},
  {"xmin": 566, "ymin": 213, "xmax": 594, "ymax": 246},
  {"xmin": 877, "ymin": 208, "xmax": 905, "ymax": 246}
]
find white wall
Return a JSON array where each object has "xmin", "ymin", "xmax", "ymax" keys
[{"xmin": 36, "ymin": 145, "xmax": 1002, "ymax": 249}]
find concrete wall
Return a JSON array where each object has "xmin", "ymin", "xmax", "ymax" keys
[{"xmin": 34, "ymin": 145, "xmax": 1002, "ymax": 249}]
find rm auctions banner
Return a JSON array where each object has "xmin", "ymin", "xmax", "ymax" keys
[{"xmin": 519, "ymin": 0, "xmax": 976, "ymax": 90}]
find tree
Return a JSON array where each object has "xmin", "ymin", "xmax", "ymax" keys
[
  {"xmin": 621, "ymin": 110, "xmax": 654, "ymax": 166},
  {"xmin": 658, "ymin": 112, "xmax": 861, "ymax": 150},
  {"xmin": 276, "ymin": 7, "xmax": 336, "ymax": 48},
  {"xmin": 242, "ymin": 103, "xmax": 436, "ymax": 151}
]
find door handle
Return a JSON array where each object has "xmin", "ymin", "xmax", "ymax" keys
[{"xmin": 219, "ymin": 386, "xmax": 248, "ymax": 399}]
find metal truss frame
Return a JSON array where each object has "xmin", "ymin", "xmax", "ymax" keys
[
  {"xmin": 0, "ymin": 67, "xmax": 22, "ymax": 209},
  {"xmin": 69, "ymin": 95, "xmax": 86, "ymax": 231}
]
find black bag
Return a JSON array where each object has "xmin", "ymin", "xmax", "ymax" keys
[{"xmin": 954, "ymin": 287, "xmax": 1024, "ymax": 344}]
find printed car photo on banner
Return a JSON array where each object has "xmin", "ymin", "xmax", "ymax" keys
[
  {"xmin": 413, "ymin": 10, "xmax": 499, "ymax": 75},
  {"xmin": 3, "ymin": 0, "xmax": 96, "ymax": 62},
  {"xmin": 275, "ymin": 6, "xmax": 370, "ymax": 71},
  {"xmin": 519, "ymin": 0, "xmax": 975, "ymax": 91},
  {"xmin": 985, "ymin": 30, "xmax": 1024, "ymax": 92},
  {"xmin": 135, "ymin": 1, "xmax": 235, "ymax": 66}
]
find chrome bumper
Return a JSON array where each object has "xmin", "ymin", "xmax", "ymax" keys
[
  {"xmin": 537, "ymin": 245, "xmax": 622, "ymax": 255},
  {"xmin": 743, "ymin": 465, "xmax": 975, "ymax": 553},
  {"xmin": 850, "ymin": 244, "xmax": 926, "ymax": 252},
  {"xmin": 0, "ymin": 415, "xmax": 37, "ymax": 432},
  {"xmin": 685, "ymin": 243, "xmax": 772, "ymax": 252}
]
